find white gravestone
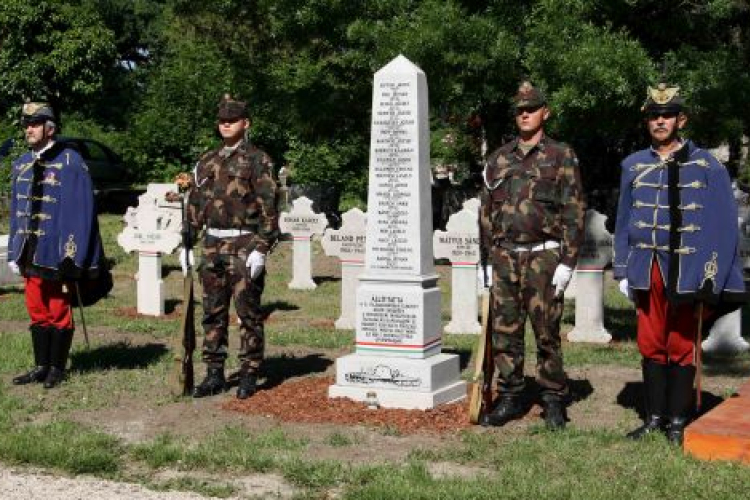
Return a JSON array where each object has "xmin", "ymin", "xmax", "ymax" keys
[
  {"xmin": 0, "ymin": 235, "xmax": 23, "ymax": 286},
  {"xmin": 567, "ymin": 209, "xmax": 613, "ymax": 343},
  {"xmin": 117, "ymin": 183, "xmax": 182, "ymax": 316},
  {"xmin": 279, "ymin": 196, "xmax": 328, "ymax": 290},
  {"xmin": 433, "ymin": 198, "xmax": 481, "ymax": 334},
  {"xmin": 702, "ymin": 194, "xmax": 750, "ymax": 355},
  {"xmin": 329, "ymin": 55, "xmax": 466, "ymax": 409},
  {"xmin": 321, "ymin": 208, "xmax": 367, "ymax": 329}
]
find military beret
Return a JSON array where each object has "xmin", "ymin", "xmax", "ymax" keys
[
  {"xmin": 217, "ymin": 94, "xmax": 248, "ymax": 120},
  {"xmin": 513, "ymin": 81, "xmax": 547, "ymax": 108},
  {"xmin": 21, "ymin": 101, "xmax": 55, "ymax": 124},
  {"xmin": 641, "ymin": 82, "xmax": 685, "ymax": 114}
]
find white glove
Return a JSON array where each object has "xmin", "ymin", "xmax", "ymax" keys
[
  {"xmin": 618, "ymin": 279, "xmax": 633, "ymax": 301},
  {"xmin": 477, "ymin": 265, "xmax": 492, "ymax": 288},
  {"xmin": 551, "ymin": 263, "xmax": 573, "ymax": 297},
  {"xmin": 246, "ymin": 250, "xmax": 266, "ymax": 280},
  {"xmin": 179, "ymin": 248, "xmax": 194, "ymax": 276},
  {"xmin": 8, "ymin": 261, "xmax": 20, "ymax": 275}
]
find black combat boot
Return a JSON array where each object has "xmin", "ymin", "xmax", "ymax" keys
[
  {"xmin": 481, "ymin": 395, "xmax": 525, "ymax": 427},
  {"xmin": 541, "ymin": 394, "xmax": 567, "ymax": 430},
  {"xmin": 666, "ymin": 364, "xmax": 696, "ymax": 446},
  {"xmin": 13, "ymin": 325, "xmax": 51, "ymax": 385},
  {"xmin": 193, "ymin": 366, "xmax": 227, "ymax": 398},
  {"xmin": 236, "ymin": 370, "xmax": 258, "ymax": 400},
  {"xmin": 627, "ymin": 359, "xmax": 668, "ymax": 440},
  {"xmin": 43, "ymin": 328, "xmax": 74, "ymax": 389}
]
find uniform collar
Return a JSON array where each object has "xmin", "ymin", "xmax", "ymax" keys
[
  {"xmin": 649, "ymin": 138, "xmax": 691, "ymax": 161},
  {"xmin": 512, "ymin": 133, "xmax": 548, "ymax": 156},
  {"xmin": 219, "ymin": 138, "xmax": 246, "ymax": 158},
  {"xmin": 32, "ymin": 140, "xmax": 56, "ymax": 161}
]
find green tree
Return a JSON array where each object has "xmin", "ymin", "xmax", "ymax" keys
[{"xmin": 0, "ymin": 0, "xmax": 116, "ymax": 116}]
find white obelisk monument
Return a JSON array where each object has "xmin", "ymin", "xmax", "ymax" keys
[{"xmin": 328, "ymin": 55, "xmax": 466, "ymax": 409}]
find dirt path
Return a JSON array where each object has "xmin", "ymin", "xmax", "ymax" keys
[{"xmin": 0, "ymin": 464, "xmax": 244, "ymax": 500}]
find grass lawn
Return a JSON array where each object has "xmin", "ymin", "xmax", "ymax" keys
[{"xmin": 0, "ymin": 212, "xmax": 749, "ymax": 499}]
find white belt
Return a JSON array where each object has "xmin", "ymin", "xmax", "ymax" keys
[
  {"xmin": 206, "ymin": 228, "xmax": 252, "ymax": 238},
  {"xmin": 511, "ymin": 240, "xmax": 560, "ymax": 253}
]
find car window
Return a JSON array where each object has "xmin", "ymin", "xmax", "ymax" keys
[{"xmin": 84, "ymin": 141, "xmax": 110, "ymax": 161}]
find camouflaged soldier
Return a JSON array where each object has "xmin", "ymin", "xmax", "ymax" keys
[
  {"xmin": 479, "ymin": 82, "xmax": 585, "ymax": 429},
  {"xmin": 183, "ymin": 94, "xmax": 280, "ymax": 400}
]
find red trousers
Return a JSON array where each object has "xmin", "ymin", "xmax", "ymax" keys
[
  {"xmin": 635, "ymin": 262, "xmax": 702, "ymax": 366},
  {"xmin": 24, "ymin": 276, "xmax": 73, "ymax": 330}
]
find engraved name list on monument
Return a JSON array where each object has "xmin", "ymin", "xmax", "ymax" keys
[{"xmin": 368, "ymin": 80, "xmax": 421, "ymax": 274}]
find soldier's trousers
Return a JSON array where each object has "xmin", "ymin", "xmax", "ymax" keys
[
  {"xmin": 490, "ymin": 246, "xmax": 568, "ymax": 398},
  {"xmin": 199, "ymin": 253, "xmax": 265, "ymax": 373}
]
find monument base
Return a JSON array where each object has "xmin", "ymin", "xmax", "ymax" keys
[
  {"xmin": 329, "ymin": 352, "xmax": 466, "ymax": 409},
  {"xmin": 702, "ymin": 310, "xmax": 749, "ymax": 356},
  {"xmin": 567, "ymin": 327, "xmax": 612, "ymax": 343}
]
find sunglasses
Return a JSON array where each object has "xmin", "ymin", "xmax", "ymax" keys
[
  {"xmin": 646, "ymin": 111, "xmax": 679, "ymax": 120},
  {"xmin": 515, "ymin": 105, "xmax": 543, "ymax": 115}
]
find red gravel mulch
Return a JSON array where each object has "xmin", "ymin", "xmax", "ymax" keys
[{"xmin": 223, "ymin": 376, "xmax": 473, "ymax": 435}]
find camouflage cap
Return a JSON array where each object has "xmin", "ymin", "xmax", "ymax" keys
[
  {"xmin": 217, "ymin": 94, "xmax": 248, "ymax": 121},
  {"xmin": 641, "ymin": 82, "xmax": 685, "ymax": 114},
  {"xmin": 513, "ymin": 81, "xmax": 546, "ymax": 108},
  {"xmin": 21, "ymin": 101, "xmax": 55, "ymax": 124}
]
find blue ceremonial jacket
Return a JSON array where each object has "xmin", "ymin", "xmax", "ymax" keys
[
  {"xmin": 613, "ymin": 140, "xmax": 747, "ymax": 305},
  {"xmin": 9, "ymin": 141, "xmax": 103, "ymax": 280}
]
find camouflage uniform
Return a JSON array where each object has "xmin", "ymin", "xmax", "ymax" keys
[
  {"xmin": 187, "ymin": 109, "xmax": 279, "ymax": 375},
  {"xmin": 480, "ymin": 89, "xmax": 585, "ymax": 400}
]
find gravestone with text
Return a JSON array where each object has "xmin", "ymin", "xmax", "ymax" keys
[
  {"xmin": 0, "ymin": 235, "xmax": 23, "ymax": 286},
  {"xmin": 321, "ymin": 208, "xmax": 367, "ymax": 329},
  {"xmin": 279, "ymin": 197, "xmax": 328, "ymax": 290},
  {"xmin": 328, "ymin": 55, "xmax": 466, "ymax": 409},
  {"xmin": 702, "ymin": 195, "xmax": 750, "ymax": 355},
  {"xmin": 117, "ymin": 183, "xmax": 182, "ymax": 316},
  {"xmin": 567, "ymin": 209, "xmax": 613, "ymax": 343},
  {"xmin": 433, "ymin": 198, "xmax": 481, "ymax": 334}
]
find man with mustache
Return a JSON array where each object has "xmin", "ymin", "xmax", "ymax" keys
[
  {"xmin": 8, "ymin": 101, "xmax": 105, "ymax": 388},
  {"xmin": 613, "ymin": 82, "xmax": 748, "ymax": 445}
]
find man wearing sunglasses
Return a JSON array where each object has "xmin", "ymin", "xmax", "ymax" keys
[
  {"xmin": 8, "ymin": 102, "xmax": 104, "ymax": 389},
  {"xmin": 613, "ymin": 82, "xmax": 747, "ymax": 445},
  {"xmin": 183, "ymin": 94, "xmax": 279, "ymax": 400},
  {"xmin": 480, "ymin": 82, "xmax": 585, "ymax": 429}
]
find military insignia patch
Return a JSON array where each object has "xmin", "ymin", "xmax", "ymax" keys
[
  {"xmin": 647, "ymin": 83, "xmax": 680, "ymax": 105},
  {"xmin": 64, "ymin": 234, "xmax": 77, "ymax": 259},
  {"xmin": 701, "ymin": 252, "xmax": 718, "ymax": 289}
]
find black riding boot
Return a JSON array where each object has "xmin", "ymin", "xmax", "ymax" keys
[
  {"xmin": 627, "ymin": 359, "xmax": 668, "ymax": 439},
  {"xmin": 236, "ymin": 369, "xmax": 258, "ymax": 400},
  {"xmin": 541, "ymin": 394, "xmax": 567, "ymax": 430},
  {"xmin": 481, "ymin": 395, "xmax": 525, "ymax": 427},
  {"xmin": 193, "ymin": 365, "xmax": 227, "ymax": 398},
  {"xmin": 13, "ymin": 325, "xmax": 51, "ymax": 385},
  {"xmin": 44, "ymin": 328, "xmax": 74, "ymax": 389},
  {"xmin": 666, "ymin": 364, "xmax": 696, "ymax": 446}
]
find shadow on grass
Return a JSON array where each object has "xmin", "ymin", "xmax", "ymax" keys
[
  {"xmin": 313, "ymin": 275, "xmax": 340, "ymax": 285},
  {"xmin": 0, "ymin": 286, "xmax": 24, "ymax": 296},
  {"xmin": 261, "ymin": 300, "xmax": 300, "ymax": 319},
  {"xmin": 604, "ymin": 305, "xmax": 637, "ymax": 342},
  {"xmin": 164, "ymin": 298, "xmax": 183, "ymax": 315},
  {"xmin": 702, "ymin": 354, "xmax": 750, "ymax": 377},
  {"xmin": 227, "ymin": 353, "xmax": 332, "ymax": 390},
  {"xmin": 616, "ymin": 381, "xmax": 724, "ymax": 420},
  {"xmin": 71, "ymin": 341, "xmax": 168, "ymax": 373}
]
